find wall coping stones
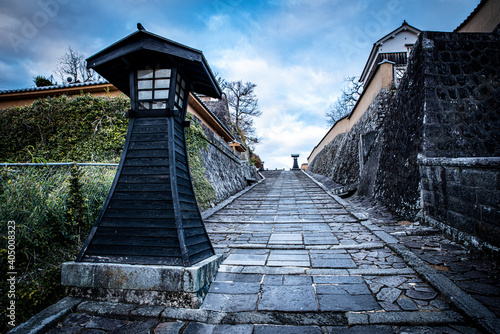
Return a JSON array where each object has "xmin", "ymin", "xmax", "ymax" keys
[{"xmin": 418, "ymin": 155, "xmax": 500, "ymax": 168}]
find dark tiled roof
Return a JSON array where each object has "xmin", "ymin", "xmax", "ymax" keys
[{"xmin": 0, "ymin": 80, "xmax": 110, "ymax": 95}]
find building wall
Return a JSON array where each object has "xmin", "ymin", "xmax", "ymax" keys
[
  {"xmin": 377, "ymin": 30, "xmax": 419, "ymax": 53},
  {"xmin": 308, "ymin": 61, "xmax": 394, "ymax": 163},
  {"xmin": 362, "ymin": 30, "xmax": 419, "ymax": 78},
  {"xmin": 456, "ymin": 0, "xmax": 500, "ymax": 33},
  {"xmin": 371, "ymin": 35, "xmax": 427, "ymax": 219}
]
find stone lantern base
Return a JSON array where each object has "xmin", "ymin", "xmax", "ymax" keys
[{"xmin": 61, "ymin": 255, "xmax": 222, "ymax": 308}]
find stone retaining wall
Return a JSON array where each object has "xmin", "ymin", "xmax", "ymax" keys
[
  {"xmin": 420, "ymin": 157, "xmax": 500, "ymax": 250},
  {"xmin": 308, "ymin": 89, "xmax": 392, "ymax": 187},
  {"xmin": 416, "ymin": 31, "xmax": 500, "ymax": 250},
  {"xmin": 308, "ymin": 30, "xmax": 500, "ymax": 249},
  {"xmin": 192, "ymin": 114, "xmax": 257, "ymax": 205}
]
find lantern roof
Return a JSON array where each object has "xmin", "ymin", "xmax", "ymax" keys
[{"xmin": 86, "ymin": 26, "xmax": 222, "ymax": 99}]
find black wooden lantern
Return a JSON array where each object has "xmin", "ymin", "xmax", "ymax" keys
[
  {"xmin": 76, "ymin": 26, "xmax": 221, "ymax": 267},
  {"xmin": 291, "ymin": 154, "xmax": 300, "ymax": 170}
]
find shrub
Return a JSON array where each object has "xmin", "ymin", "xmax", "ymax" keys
[
  {"xmin": 0, "ymin": 94, "xmax": 130, "ymax": 163},
  {"xmin": 0, "ymin": 164, "xmax": 115, "ymax": 331}
]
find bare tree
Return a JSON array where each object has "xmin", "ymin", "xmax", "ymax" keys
[
  {"xmin": 55, "ymin": 47, "xmax": 97, "ymax": 83},
  {"xmin": 326, "ymin": 76, "xmax": 363, "ymax": 126},
  {"xmin": 225, "ymin": 81, "xmax": 262, "ymax": 146}
]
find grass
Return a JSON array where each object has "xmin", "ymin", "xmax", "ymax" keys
[{"xmin": 0, "ymin": 164, "xmax": 115, "ymax": 331}]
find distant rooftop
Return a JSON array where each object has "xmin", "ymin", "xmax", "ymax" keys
[{"xmin": 0, "ymin": 80, "xmax": 111, "ymax": 95}]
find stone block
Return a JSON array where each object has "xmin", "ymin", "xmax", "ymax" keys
[
  {"xmin": 201, "ymin": 293, "xmax": 258, "ymax": 312},
  {"xmin": 479, "ymin": 204, "xmax": 500, "ymax": 225},
  {"xmin": 208, "ymin": 282, "xmax": 261, "ymax": 294},
  {"xmin": 129, "ymin": 305, "xmax": 165, "ymax": 320},
  {"xmin": 183, "ymin": 255, "xmax": 224, "ymax": 292},
  {"xmin": 318, "ymin": 294, "xmax": 380, "ymax": 312},
  {"xmin": 62, "ymin": 262, "xmax": 182, "ymax": 291},
  {"xmin": 447, "ymin": 210, "xmax": 475, "ymax": 234},
  {"xmin": 85, "ymin": 316, "xmax": 126, "ymax": 331},
  {"xmin": 447, "ymin": 196, "xmax": 476, "ymax": 218},
  {"xmin": 62, "ymin": 255, "xmax": 222, "ymax": 308},
  {"xmin": 475, "ymin": 221, "xmax": 500, "ymax": 246},
  {"xmin": 112, "ymin": 320, "xmax": 159, "ymax": 334},
  {"xmin": 476, "ymin": 188, "xmax": 500, "ymax": 206},
  {"xmin": 258, "ymin": 286, "xmax": 317, "ymax": 312},
  {"xmin": 185, "ymin": 323, "xmax": 254, "ymax": 334},
  {"xmin": 313, "ymin": 276, "xmax": 363, "ymax": 285},
  {"xmin": 76, "ymin": 300, "xmax": 137, "ymax": 319},
  {"xmin": 153, "ymin": 321, "xmax": 185, "ymax": 334}
]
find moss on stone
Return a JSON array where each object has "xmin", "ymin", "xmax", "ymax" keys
[{"xmin": 185, "ymin": 113, "xmax": 217, "ymax": 210}]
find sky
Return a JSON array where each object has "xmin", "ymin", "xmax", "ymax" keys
[{"xmin": 0, "ymin": 0, "xmax": 480, "ymax": 168}]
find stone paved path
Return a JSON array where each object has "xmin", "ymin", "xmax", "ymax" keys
[{"xmin": 14, "ymin": 170, "xmax": 499, "ymax": 334}]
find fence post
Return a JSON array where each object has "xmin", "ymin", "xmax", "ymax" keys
[{"xmin": 65, "ymin": 163, "xmax": 86, "ymax": 242}]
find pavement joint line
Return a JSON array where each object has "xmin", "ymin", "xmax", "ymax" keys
[
  {"xmin": 305, "ymin": 269, "xmax": 350, "ymax": 275},
  {"xmin": 216, "ymin": 266, "xmax": 415, "ymax": 276},
  {"xmin": 306, "ymin": 170, "xmax": 500, "ymax": 334},
  {"xmin": 206, "ymin": 221, "xmax": 343, "ymax": 224},
  {"xmin": 161, "ymin": 308, "xmax": 347, "ymax": 326},
  {"xmin": 346, "ymin": 268, "xmax": 415, "ymax": 275},
  {"xmin": 201, "ymin": 172, "xmax": 266, "ymax": 220},
  {"xmin": 346, "ymin": 310, "xmax": 464, "ymax": 326},
  {"xmin": 305, "ymin": 243, "xmax": 385, "ymax": 250},
  {"xmin": 227, "ymin": 243, "xmax": 385, "ymax": 250},
  {"xmin": 238, "ymin": 266, "xmax": 307, "ymax": 275},
  {"xmin": 212, "ymin": 212, "xmax": 350, "ymax": 216}
]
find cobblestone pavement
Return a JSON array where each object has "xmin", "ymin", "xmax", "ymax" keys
[{"xmin": 16, "ymin": 170, "xmax": 499, "ymax": 334}]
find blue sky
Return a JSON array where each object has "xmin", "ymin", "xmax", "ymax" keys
[{"xmin": 0, "ymin": 0, "xmax": 479, "ymax": 168}]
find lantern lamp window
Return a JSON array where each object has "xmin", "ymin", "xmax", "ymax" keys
[
  {"xmin": 137, "ymin": 68, "xmax": 172, "ymax": 110},
  {"xmin": 174, "ymin": 73, "xmax": 187, "ymax": 111}
]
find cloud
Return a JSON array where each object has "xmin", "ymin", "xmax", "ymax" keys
[
  {"xmin": 205, "ymin": 14, "xmax": 229, "ymax": 31},
  {"xmin": 211, "ymin": 36, "xmax": 341, "ymax": 168},
  {"xmin": 0, "ymin": 0, "xmax": 481, "ymax": 167},
  {"xmin": 256, "ymin": 113, "xmax": 326, "ymax": 168}
]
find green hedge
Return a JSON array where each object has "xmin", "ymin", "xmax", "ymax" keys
[{"xmin": 0, "ymin": 94, "xmax": 130, "ymax": 163}]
